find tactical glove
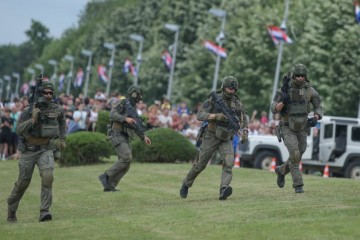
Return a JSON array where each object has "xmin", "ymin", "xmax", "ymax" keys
[
  {"xmin": 32, "ymin": 108, "xmax": 41, "ymax": 123},
  {"xmin": 240, "ymin": 130, "xmax": 248, "ymax": 144},
  {"xmin": 58, "ymin": 139, "xmax": 66, "ymax": 151},
  {"xmin": 308, "ymin": 117, "xmax": 318, "ymax": 127},
  {"xmin": 281, "ymin": 92, "xmax": 290, "ymax": 105},
  {"xmin": 215, "ymin": 113, "xmax": 227, "ymax": 121}
]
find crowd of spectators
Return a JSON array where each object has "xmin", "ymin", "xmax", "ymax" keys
[{"xmin": 0, "ymin": 88, "xmax": 281, "ymax": 161}]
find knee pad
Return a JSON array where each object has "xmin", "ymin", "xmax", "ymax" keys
[
  {"xmin": 224, "ymin": 153, "xmax": 234, "ymax": 167},
  {"xmin": 41, "ymin": 169, "xmax": 54, "ymax": 187}
]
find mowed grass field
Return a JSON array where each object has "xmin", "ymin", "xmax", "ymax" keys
[{"xmin": 1, "ymin": 157, "xmax": 360, "ymax": 240}]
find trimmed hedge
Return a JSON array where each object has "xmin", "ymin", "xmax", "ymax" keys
[
  {"xmin": 131, "ymin": 128, "xmax": 197, "ymax": 163},
  {"xmin": 58, "ymin": 131, "xmax": 112, "ymax": 166},
  {"xmin": 96, "ymin": 110, "xmax": 110, "ymax": 135}
]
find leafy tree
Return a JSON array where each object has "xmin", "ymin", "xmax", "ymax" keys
[{"xmin": 25, "ymin": 19, "xmax": 52, "ymax": 58}]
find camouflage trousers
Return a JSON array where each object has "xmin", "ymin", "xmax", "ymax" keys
[
  {"xmin": 278, "ymin": 126, "xmax": 307, "ymax": 188},
  {"xmin": 183, "ymin": 130, "xmax": 234, "ymax": 189},
  {"xmin": 7, "ymin": 149, "xmax": 54, "ymax": 213},
  {"xmin": 105, "ymin": 133, "xmax": 132, "ymax": 188}
]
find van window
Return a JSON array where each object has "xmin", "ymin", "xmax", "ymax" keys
[
  {"xmin": 324, "ymin": 124, "xmax": 333, "ymax": 139},
  {"xmin": 352, "ymin": 127, "xmax": 360, "ymax": 142}
]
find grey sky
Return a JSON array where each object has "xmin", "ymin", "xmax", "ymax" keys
[{"xmin": 0, "ymin": 0, "xmax": 89, "ymax": 45}]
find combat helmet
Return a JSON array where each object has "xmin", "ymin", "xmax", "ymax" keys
[
  {"xmin": 40, "ymin": 81, "xmax": 55, "ymax": 91},
  {"xmin": 127, "ymin": 85, "xmax": 143, "ymax": 104},
  {"xmin": 292, "ymin": 63, "xmax": 308, "ymax": 76},
  {"xmin": 221, "ymin": 76, "xmax": 238, "ymax": 91}
]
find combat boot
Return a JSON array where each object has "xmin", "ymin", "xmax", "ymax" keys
[
  {"xmin": 275, "ymin": 166, "xmax": 285, "ymax": 188},
  {"xmin": 295, "ymin": 186, "xmax": 304, "ymax": 193},
  {"xmin": 104, "ymin": 186, "xmax": 120, "ymax": 192},
  {"xmin": 179, "ymin": 184, "xmax": 189, "ymax": 198},
  {"xmin": 219, "ymin": 186, "xmax": 232, "ymax": 200},
  {"xmin": 7, "ymin": 211, "xmax": 17, "ymax": 223},
  {"xmin": 39, "ymin": 212, "xmax": 52, "ymax": 222},
  {"xmin": 98, "ymin": 173, "xmax": 111, "ymax": 190}
]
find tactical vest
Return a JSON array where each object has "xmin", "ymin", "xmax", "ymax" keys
[
  {"xmin": 286, "ymin": 82, "xmax": 311, "ymax": 132},
  {"xmin": 29, "ymin": 103, "xmax": 60, "ymax": 137},
  {"xmin": 209, "ymin": 93, "xmax": 240, "ymax": 140}
]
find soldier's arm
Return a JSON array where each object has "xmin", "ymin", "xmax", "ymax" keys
[
  {"xmin": 196, "ymin": 99, "xmax": 214, "ymax": 121},
  {"xmin": 16, "ymin": 108, "xmax": 33, "ymax": 135},
  {"xmin": 238, "ymin": 102, "xmax": 248, "ymax": 130},
  {"xmin": 310, "ymin": 87, "xmax": 323, "ymax": 120},
  {"xmin": 271, "ymin": 89, "xmax": 285, "ymax": 114},
  {"xmin": 109, "ymin": 101, "xmax": 126, "ymax": 123}
]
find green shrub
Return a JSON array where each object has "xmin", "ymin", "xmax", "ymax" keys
[
  {"xmin": 59, "ymin": 131, "xmax": 112, "ymax": 166},
  {"xmin": 96, "ymin": 110, "xmax": 110, "ymax": 135},
  {"xmin": 131, "ymin": 128, "xmax": 197, "ymax": 163}
]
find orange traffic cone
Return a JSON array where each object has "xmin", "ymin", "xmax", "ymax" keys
[
  {"xmin": 299, "ymin": 161, "xmax": 303, "ymax": 172},
  {"xmin": 234, "ymin": 154, "xmax": 240, "ymax": 168},
  {"xmin": 270, "ymin": 157, "xmax": 276, "ymax": 172},
  {"xmin": 323, "ymin": 164, "xmax": 330, "ymax": 178}
]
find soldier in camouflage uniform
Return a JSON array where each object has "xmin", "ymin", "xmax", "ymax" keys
[
  {"xmin": 180, "ymin": 76, "xmax": 248, "ymax": 200},
  {"xmin": 7, "ymin": 79, "xmax": 66, "ymax": 223},
  {"xmin": 271, "ymin": 63, "xmax": 322, "ymax": 193},
  {"xmin": 98, "ymin": 85, "xmax": 151, "ymax": 192}
]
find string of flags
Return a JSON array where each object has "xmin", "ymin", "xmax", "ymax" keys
[{"xmin": 267, "ymin": 25, "xmax": 293, "ymax": 45}]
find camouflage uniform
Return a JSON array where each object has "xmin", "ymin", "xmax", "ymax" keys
[
  {"xmin": 98, "ymin": 85, "xmax": 150, "ymax": 192},
  {"xmin": 7, "ymin": 80, "xmax": 66, "ymax": 222},
  {"xmin": 180, "ymin": 76, "xmax": 248, "ymax": 200},
  {"xmin": 271, "ymin": 64, "xmax": 322, "ymax": 193}
]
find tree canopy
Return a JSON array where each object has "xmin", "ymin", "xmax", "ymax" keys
[{"xmin": 0, "ymin": 0, "xmax": 359, "ymax": 117}]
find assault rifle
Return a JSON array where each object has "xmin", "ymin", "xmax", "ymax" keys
[
  {"xmin": 280, "ymin": 72, "xmax": 291, "ymax": 114},
  {"xmin": 28, "ymin": 74, "xmax": 43, "ymax": 114},
  {"xmin": 124, "ymin": 99, "xmax": 146, "ymax": 140},
  {"xmin": 209, "ymin": 91, "xmax": 241, "ymax": 134}
]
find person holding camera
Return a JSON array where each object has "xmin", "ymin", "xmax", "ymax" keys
[{"xmin": 271, "ymin": 63, "xmax": 322, "ymax": 193}]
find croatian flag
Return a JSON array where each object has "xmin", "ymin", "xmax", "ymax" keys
[
  {"xmin": 98, "ymin": 64, "xmax": 109, "ymax": 83},
  {"xmin": 123, "ymin": 59, "xmax": 137, "ymax": 77},
  {"xmin": 267, "ymin": 26, "xmax": 293, "ymax": 45},
  {"xmin": 161, "ymin": 50, "xmax": 172, "ymax": 70},
  {"xmin": 58, "ymin": 73, "xmax": 65, "ymax": 91},
  {"xmin": 20, "ymin": 83, "xmax": 30, "ymax": 95},
  {"xmin": 355, "ymin": 2, "xmax": 360, "ymax": 23},
  {"xmin": 74, "ymin": 68, "xmax": 84, "ymax": 87},
  {"xmin": 203, "ymin": 40, "xmax": 227, "ymax": 58}
]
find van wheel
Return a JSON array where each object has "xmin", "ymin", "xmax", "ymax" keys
[
  {"xmin": 344, "ymin": 161, "xmax": 360, "ymax": 179},
  {"xmin": 254, "ymin": 151, "xmax": 278, "ymax": 170}
]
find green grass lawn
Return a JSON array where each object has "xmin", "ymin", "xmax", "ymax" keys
[{"xmin": 1, "ymin": 157, "xmax": 360, "ymax": 240}]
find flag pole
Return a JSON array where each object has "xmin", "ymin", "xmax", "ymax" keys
[{"xmin": 269, "ymin": 0, "xmax": 291, "ymax": 121}]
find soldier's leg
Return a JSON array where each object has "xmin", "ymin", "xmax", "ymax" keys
[
  {"xmin": 106, "ymin": 141, "xmax": 132, "ymax": 188},
  {"xmin": 38, "ymin": 150, "xmax": 54, "ymax": 218},
  {"xmin": 7, "ymin": 152, "xmax": 36, "ymax": 213},
  {"xmin": 183, "ymin": 131, "xmax": 219, "ymax": 187},
  {"xmin": 219, "ymin": 140, "xmax": 235, "ymax": 188},
  {"xmin": 282, "ymin": 129, "xmax": 303, "ymax": 188}
]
